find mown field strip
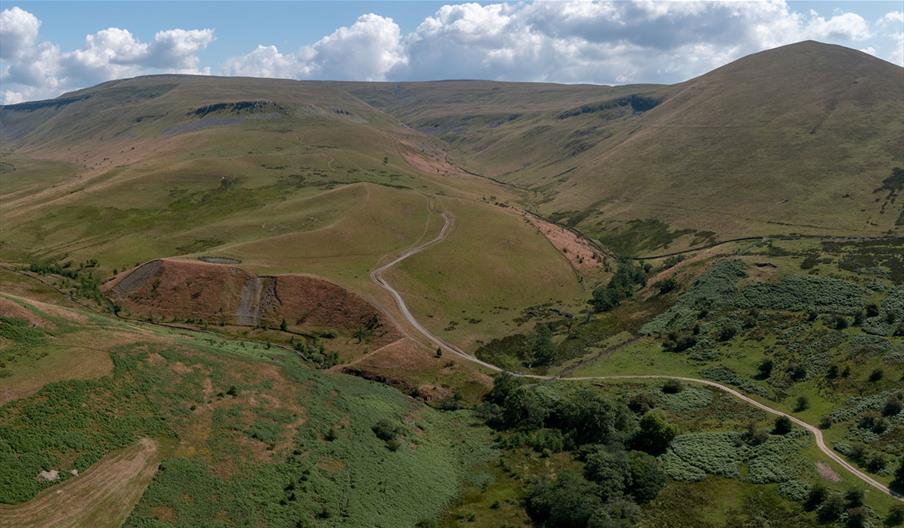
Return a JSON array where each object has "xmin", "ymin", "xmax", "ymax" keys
[{"xmin": 0, "ymin": 438, "xmax": 160, "ymax": 528}]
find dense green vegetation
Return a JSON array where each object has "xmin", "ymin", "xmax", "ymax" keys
[
  {"xmin": 0, "ymin": 332, "xmax": 491, "ymax": 527},
  {"xmin": 473, "ymin": 374, "xmax": 673, "ymax": 527}
]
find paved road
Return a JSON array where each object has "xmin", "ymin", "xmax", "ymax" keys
[{"xmin": 370, "ymin": 211, "xmax": 902, "ymax": 501}]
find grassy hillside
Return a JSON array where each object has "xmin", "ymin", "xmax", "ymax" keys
[
  {"xmin": 0, "ymin": 295, "xmax": 492, "ymax": 527},
  {"xmin": 346, "ymin": 41, "xmax": 904, "ymax": 253},
  {"xmin": 0, "ymin": 74, "xmax": 588, "ymax": 348}
]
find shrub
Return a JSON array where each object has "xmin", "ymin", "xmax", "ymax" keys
[
  {"xmin": 773, "ymin": 416, "xmax": 793, "ymax": 435},
  {"xmin": 372, "ymin": 419, "xmax": 401, "ymax": 442},
  {"xmin": 626, "ymin": 451, "xmax": 666, "ymax": 503},
  {"xmin": 794, "ymin": 396, "xmax": 809, "ymax": 412},
  {"xmin": 628, "ymin": 392, "xmax": 657, "ymax": 414},
  {"xmin": 654, "ymin": 278, "xmax": 678, "ymax": 295},
  {"xmin": 803, "ymin": 484, "xmax": 827, "ymax": 511},
  {"xmin": 844, "ymin": 488, "xmax": 864, "ymax": 508},
  {"xmin": 887, "ymin": 503, "xmax": 904, "ymax": 526},
  {"xmin": 717, "ymin": 325, "xmax": 738, "ymax": 342},
  {"xmin": 661, "ymin": 379, "xmax": 683, "ymax": 394},
  {"xmin": 757, "ymin": 359, "xmax": 774, "ymax": 379},
  {"xmin": 892, "ymin": 458, "xmax": 904, "ymax": 494},
  {"xmin": 742, "ymin": 422, "xmax": 768, "ymax": 446},
  {"xmin": 869, "ymin": 368, "xmax": 884, "ymax": 382},
  {"xmin": 817, "ymin": 494, "xmax": 845, "ymax": 523},
  {"xmin": 846, "ymin": 507, "xmax": 868, "ymax": 528}
]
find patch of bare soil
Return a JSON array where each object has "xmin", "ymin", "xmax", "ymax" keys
[
  {"xmin": 338, "ymin": 337, "xmax": 491, "ymax": 402},
  {"xmin": 523, "ymin": 213, "xmax": 609, "ymax": 274},
  {"xmin": 104, "ymin": 258, "xmax": 401, "ymax": 344},
  {"xmin": 0, "ymin": 438, "xmax": 160, "ymax": 528},
  {"xmin": 0, "ymin": 297, "xmax": 45, "ymax": 327},
  {"xmin": 265, "ymin": 274, "xmax": 400, "ymax": 347},
  {"xmin": 399, "ymin": 141, "xmax": 469, "ymax": 178},
  {"xmin": 25, "ymin": 298, "xmax": 89, "ymax": 325},
  {"xmin": 816, "ymin": 462, "xmax": 841, "ymax": 482}
]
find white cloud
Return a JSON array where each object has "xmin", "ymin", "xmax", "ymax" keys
[
  {"xmin": 2, "ymin": 2, "xmax": 902, "ymax": 104},
  {"xmin": 227, "ymin": 0, "xmax": 891, "ymax": 86},
  {"xmin": 0, "ymin": 6, "xmax": 213, "ymax": 103},
  {"xmin": 878, "ymin": 11, "xmax": 904, "ymax": 65},
  {"xmin": 223, "ymin": 13, "xmax": 404, "ymax": 81},
  {"xmin": 0, "ymin": 6, "xmax": 40, "ymax": 60}
]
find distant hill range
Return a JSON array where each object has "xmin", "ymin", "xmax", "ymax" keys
[{"xmin": 3, "ymin": 40, "xmax": 902, "ymax": 256}]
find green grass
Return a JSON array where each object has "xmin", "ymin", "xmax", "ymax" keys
[
  {"xmin": 388, "ymin": 197, "xmax": 586, "ymax": 350},
  {"xmin": 0, "ymin": 309, "xmax": 494, "ymax": 527}
]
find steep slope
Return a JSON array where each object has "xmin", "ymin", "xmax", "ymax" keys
[
  {"xmin": 346, "ymin": 41, "xmax": 904, "ymax": 252},
  {"xmin": 0, "ymin": 74, "xmax": 589, "ymax": 351}
]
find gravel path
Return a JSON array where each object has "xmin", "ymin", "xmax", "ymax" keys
[{"xmin": 370, "ymin": 210, "xmax": 902, "ymax": 501}]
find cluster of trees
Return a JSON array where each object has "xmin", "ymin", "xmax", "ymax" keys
[
  {"xmin": 525, "ymin": 325, "xmax": 557, "ymax": 367},
  {"xmin": 801, "ymin": 486, "xmax": 875, "ymax": 527},
  {"xmin": 292, "ymin": 338, "xmax": 338, "ymax": 369},
  {"xmin": 482, "ymin": 374, "xmax": 675, "ymax": 527},
  {"xmin": 26, "ymin": 259, "xmax": 107, "ymax": 306},
  {"xmin": 590, "ymin": 260, "xmax": 649, "ymax": 313}
]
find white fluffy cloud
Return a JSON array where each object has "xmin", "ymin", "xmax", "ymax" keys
[
  {"xmin": 225, "ymin": 0, "xmax": 894, "ymax": 86},
  {"xmin": 2, "ymin": 2, "xmax": 901, "ymax": 104},
  {"xmin": 0, "ymin": 7, "xmax": 213, "ymax": 103},
  {"xmin": 223, "ymin": 13, "xmax": 404, "ymax": 81},
  {"xmin": 0, "ymin": 6, "xmax": 40, "ymax": 60},
  {"xmin": 878, "ymin": 11, "xmax": 904, "ymax": 66}
]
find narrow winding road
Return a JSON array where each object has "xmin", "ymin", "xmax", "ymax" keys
[{"xmin": 370, "ymin": 210, "xmax": 902, "ymax": 501}]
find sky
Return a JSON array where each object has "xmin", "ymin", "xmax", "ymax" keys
[{"xmin": 1, "ymin": 1, "xmax": 902, "ymax": 104}]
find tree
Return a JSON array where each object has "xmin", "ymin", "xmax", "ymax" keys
[
  {"xmin": 583, "ymin": 448, "xmax": 631, "ymax": 499},
  {"xmin": 869, "ymin": 368, "xmax": 884, "ymax": 382},
  {"xmin": 626, "ymin": 451, "xmax": 666, "ymax": 503},
  {"xmin": 891, "ymin": 457, "xmax": 904, "ymax": 494},
  {"xmin": 526, "ymin": 471, "xmax": 605, "ymax": 528},
  {"xmin": 773, "ymin": 416, "xmax": 793, "ymax": 435},
  {"xmin": 846, "ymin": 507, "xmax": 867, "ymax": 528},
  {"xmin": 817, "ymin": 494, "xmax": 844, "ymax": 523},
  {"xmin": 486, "ymin": 372, "xmax": 520, "ymax": 406},
  {"xmin": 844, "ymin": 488, "xmax": 864, "ymax": 508},
  {"xmin": 803, "ymin": 484, "xmax": 827, "ymax": 511},
  {"xmin": 631, "ymin": 412, "xmax": 676, "ymax": 455},
  {"xmin": 553, "ymin": 387, "xmax": 629, "ymax": 445},
  {"xmin": 756, "ymin": 359, "xmax": 774, "ymax": 380},
  {"xmin": 794, "ymin": 396, "xmax": 809, "ymax": 412},
  {"xmin": 886, "ymin": 503, "xmax": 904, "ymax": 527},
  {"xmin": 529, "ymin": 325, "xmax": 557, "ymax": 366},
  {"xmin": 279, "ymin": 318, "xmax": 288, "ymax": 332}
]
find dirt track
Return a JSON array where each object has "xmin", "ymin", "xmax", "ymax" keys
[{"xmin": 370, "ymin": 209, "xmax": 903, "ymax": 501}]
